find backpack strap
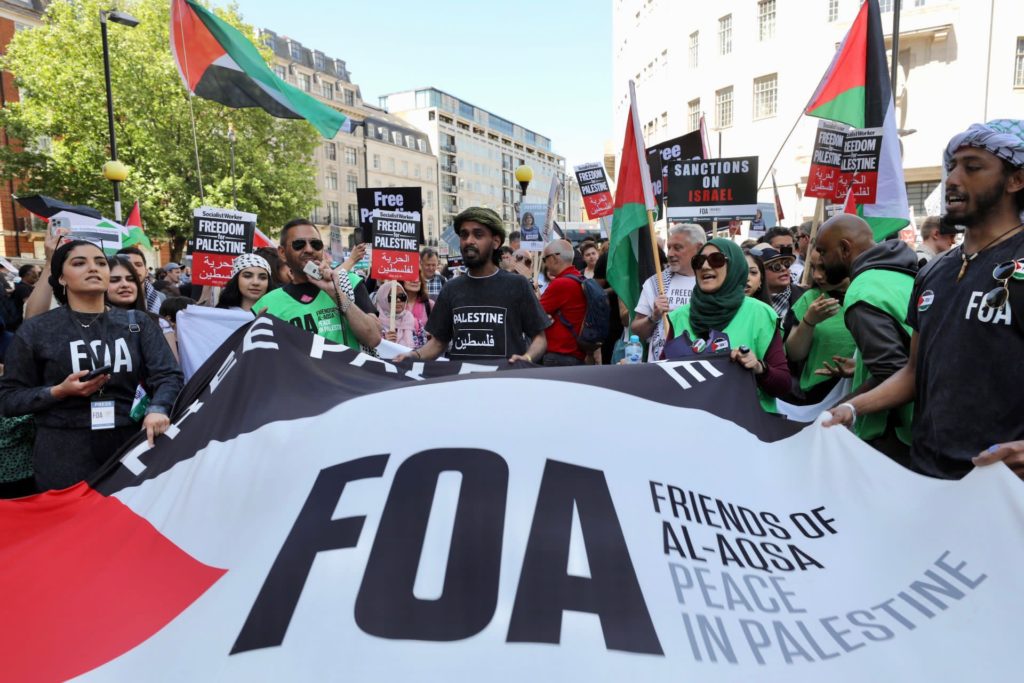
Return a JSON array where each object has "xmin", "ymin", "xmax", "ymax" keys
[{"xmin": 126, "ymin": 308, "xmax": 142, "ymax": 333}]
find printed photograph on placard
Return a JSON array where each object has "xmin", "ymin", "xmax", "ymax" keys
[{"xmin": 518, "ymin": 202, "xmax": 547, "ymax": 251}]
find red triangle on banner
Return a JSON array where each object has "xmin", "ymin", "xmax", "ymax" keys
[{"xmin": 0, "ymin": 483, "xmax": 225, "ymax": 680}]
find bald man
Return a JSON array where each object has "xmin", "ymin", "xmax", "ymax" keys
[
  {"xmin": 814, "ymin": 214, "xmax": 919, "ymax": 463},
  {"xmin": 539, "ymin": 239, "xmax": 588, "ymax": 366}
]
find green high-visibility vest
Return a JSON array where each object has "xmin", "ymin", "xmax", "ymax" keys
[
  {"xmin": 255, "ymin": 272, "xmax": 363, "ymax": 350},
  {"xmin": 843, "ymin": 268, "xmax": 915, "ymax": 444}
]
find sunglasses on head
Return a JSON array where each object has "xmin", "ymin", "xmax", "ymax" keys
[
  {"xmin": 291, "ymin": 239, "xmax": 324, "ymax": 251},
  {"xmin": 983, "ymin": 260, "xmax": 1018, "ymax": 309},
  {"xmin": 691, "ymin": 251, "xmax": 729, "ymax": 270}
]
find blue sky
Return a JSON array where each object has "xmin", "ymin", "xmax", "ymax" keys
[{"xmin": 223, "ymin": 0, "xmax": 612, "ymax": 169}]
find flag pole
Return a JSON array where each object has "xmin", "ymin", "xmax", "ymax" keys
[
  {"xmin": 890, "ymin": 0, "xmax": 902, "ymax": 102},
  {"xmin": 645, "ymin": 209, "xmax": 667, "ymax": 337},
  {"xmin": 389, "ymin": 280, "xmax": 398, "ymax": 333},
  {"xmin": 174, "ymin": 2, "xmax": 205, "ymax": 201},
  {"xmin": 757, "ymin": 108, "xmax": 804, "ymax": 191},
  {"xmin": 801, "ymin": 198, "xmax": 826, "ymax": 287}
]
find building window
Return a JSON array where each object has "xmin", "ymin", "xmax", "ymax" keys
[
  {"xmin": 1016, "ymin": 37, "xmax": 1024, "ymax": 88},
  {"xmin": 758, "ymin": 1, "xmax": 776, "ymax": 41},
  {"xmin": 289, "ymin": 42, "xmax": 302, "ymax": 61},
  {"xmin": 688, "ymin": 99, "xmax": 701, "ymax": 132},
  {"xmin": 327, "ymin": 201, "xmax": 339, "ymax": 223},
  {"xmin": 400, "ymin": 161, "xmax": 409, "ymax": 176},
  {"xmin": 879, "ymin": 0, "xmax": 893, "ymax": 11},
  {"xmin": 827, "ymin": 0, "xmax": 839, "ymax": 22},
  {"xmin": 298, "ymin": 73, "xmax": 311, "ymax": 92},
  {"xmin": 372, "ymin": 154, "xmax": 380, "ymax": 170},
  {"xmin": 347, "ymin": 174, "xmax": 358, "ymax": 193},
  {"xmin": 753, "ymin": 74, "xmax": 778, "ymax": 120},
  {"xmin": 391, "ymin": 131, "xmax": 402, "ymax": 145},
  {"xmin": 716, "ymin": 87, "xmax": 734, "ymax": 129},
  {"xmin": 325, "ymin": 172, "xmax": 338, "ymax": 190},
  {"xmin": 688, "ymin": 32, "xmax": 699, "ymax": 68},
  {"xmin": 314, "ymin": 53, "xmax": 325, "ymax": 71},
  {"xmin": 718, "ymin": 15, "xmax": 732, "ymax": 55},
  {"xmin": 418, "ymin": 139, "xmax": 427, "ymax": 153},
  {"xmin": 426, "ymin": 167, "xmax": 434, "ymax": 181},
  {"xmin": 906, "ymin": 181, "xmax": 939, "ymax": 217},
  {"xmin": 347, "ymin": 204, "xmax": 359, "ymax": 225},
  {"xmin": 274, "ymin": 65, "xmax": 287, "ymax": 81},
  {"xmin": 324, "ymin": 142, "xmax": 336, "ymax": 161},
  {"xmin": 344, "ymin": 89, "xmax": 355, "ymax": 106},
  {"xmin": 414, "ymin": 165, "xmax": 421, "ymax": 178},
  {"xmin": 914, "ymin": 0, "xmax": 926, "ymax": 6},
  {"xmin": 386, "ymin": 157, "xmax": 395, "ymax": 173},
  {"xmin": 321, "ymin": 82, "xmax": 334, "ymax": 100},
  {"xmin": 344, "ymin": 147, "xmax": 357, "ymax": 165}
]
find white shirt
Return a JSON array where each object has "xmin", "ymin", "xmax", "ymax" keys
[{"xmin": 635, "ymin": 271, "xmax": 696, "ymax": 362}]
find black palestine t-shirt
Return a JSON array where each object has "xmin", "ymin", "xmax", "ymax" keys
[
  {"xmin": 906, "ymin": 231, "xmax": 1024, "ymax": 478},
  {"xmin": 425, "ymin": 269, "xmax": 550, "ymax": 361}
]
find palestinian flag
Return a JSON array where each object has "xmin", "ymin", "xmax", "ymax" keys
[
  {"xmin": 805, "ymin": 0, "xmax": 908, "ymax": 240},
  {"xmin": 608, "ymin": 80, "xmax": 658, "ymax": 314},
  {"xmin": 253, "ymin": 226, "xmax": 276, "ymax": 249},
  {"xmin": 122, "ymin": 201, "xmax": 152, "ymax": 250},
  {"xmin": 170, "ymin": 0, "xmax": 346, "ymax": 139}
]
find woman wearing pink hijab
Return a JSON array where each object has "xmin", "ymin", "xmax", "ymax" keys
[{"xmin": 375, "ymin": 280, "xmax": 417, "ymax": 348}]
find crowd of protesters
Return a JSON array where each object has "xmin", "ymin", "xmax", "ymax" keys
[{"xmin": 0, "ymin": 118, "xmax": 1022, "ymax": 496}]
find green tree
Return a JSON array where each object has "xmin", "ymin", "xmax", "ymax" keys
[{"xmin": 0, "ymin": 0, "xmax": 321, "ymax": 259}]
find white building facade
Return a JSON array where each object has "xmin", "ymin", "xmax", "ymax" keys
[{"xmin": 613, "ymin": 0, "xmax": 1024, "ymax": 223}]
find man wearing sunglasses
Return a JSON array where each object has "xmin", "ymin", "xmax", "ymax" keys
[
  {"xmin": 826, "ymin": 119, "xmax": 1024, "ymax": 480},
  {"xmin": 254, "ymin": 218, "xmax": 381, "ymax": 351},
  {"xmin": 631, "ymin": 223, "xmax": 706, "ymax": 362}
]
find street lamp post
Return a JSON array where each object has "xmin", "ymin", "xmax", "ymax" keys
[{"xmin": 100, "ymin": 9, "xmax": 140, "ymax": 223}]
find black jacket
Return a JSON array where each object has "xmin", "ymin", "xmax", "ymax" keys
[{"xmin": 0, "ymin": 307, "xmax": 183, "ymax": 429}]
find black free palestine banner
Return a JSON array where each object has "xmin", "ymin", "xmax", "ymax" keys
[
  {"xmin": 647, "ymin": 130, "xmax": 706, "ymax": 211},
  {"xmin": 667, "ymin": 156, "xmax": 759, "ymax": 221},
  {"xmin": 2, "ymin": 317, "xmax": 1023, "ymax": 681}
]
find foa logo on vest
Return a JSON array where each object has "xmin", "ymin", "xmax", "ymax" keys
[{"xmin": 965, "ymin": 291, "xmax": 1012, "ymax": 326}]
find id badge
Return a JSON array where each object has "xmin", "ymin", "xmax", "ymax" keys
[{"xmin": 91, "ymin": 400, "xmax": 116, "ymax": 431}]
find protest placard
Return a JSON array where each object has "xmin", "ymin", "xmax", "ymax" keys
[
  {"xmin": 573, "ymin": 162, "xmax": 614, "ymax": 220},
  {"xmin": 839, "ymin": 128, "xmax": 884, "ymax": 205},
  {"xmin": 647, "ymin": 129, "xmax": 705, "ymax": 210},
  {"xmin": 805, "ymin": 120, "xmax": 851, "ymax": 200},
  {"xmin": 357, "ymin": 187, "xmax": 423, "ymax": 281},
  {"xmin": 666, "ymin": 156, "xmax": 759, "ymax": 220},
  {"xmin": 188, "ymin": 206, "xmax": 256, "ymax": 286}
]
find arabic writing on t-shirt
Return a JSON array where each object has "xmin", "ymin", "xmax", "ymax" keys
[{"xmin": 451, "ymin": 306, "xmax": 507, "ymax": 356}]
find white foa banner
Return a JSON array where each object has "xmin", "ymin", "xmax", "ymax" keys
[{"xmin": 3, "ymin": 318, "xmax": 1022, "ymax": 682}]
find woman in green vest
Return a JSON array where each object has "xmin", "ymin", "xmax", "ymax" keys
[
  {"xmin": 785, "ymin": 249, "xmax": 856, "ymax": 404},
  {"xmin": 665, "ymin": 238, "xmax": 791, "ymax": 413}
]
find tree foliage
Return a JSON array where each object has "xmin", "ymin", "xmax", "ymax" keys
[{"xmin": 0, "ymin": 0, "xmax": 320, "ymax": 258}]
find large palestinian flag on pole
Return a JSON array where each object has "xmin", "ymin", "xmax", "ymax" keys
[
  {"xmin": 2, "ymin": 316, "xmax": 1024, "ymax": 680},
  {"xmin": 608, "ymin": 80, "xmax": 658, "ymax": 314},
  {"xmin": 170, "ymin": 0, "xmax": 346, "ymax": 139},
  {"xmin": 805, "ymin": 0, "xmax": 909, "ymax": 240}
]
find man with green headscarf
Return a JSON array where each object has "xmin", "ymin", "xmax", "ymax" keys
[{"xmin": 664, "ymin": 238, "xmax": 792, "ymax": 412}]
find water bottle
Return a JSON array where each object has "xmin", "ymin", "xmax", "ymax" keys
[{"xmin": 624, "ymin": 334, "xmax": 643, "ymax": 365}]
